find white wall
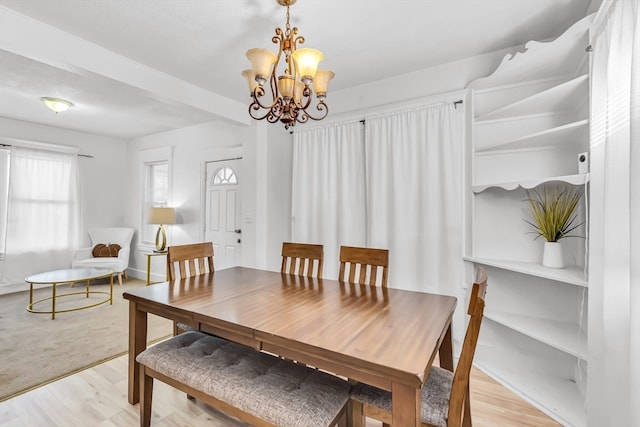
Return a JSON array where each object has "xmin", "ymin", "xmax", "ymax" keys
[{"xmin": 125, "ymin": 119, "xmax": 254, "ymax": 281}]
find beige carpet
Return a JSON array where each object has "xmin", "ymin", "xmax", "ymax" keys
[{"xmin": 0, "ymin": 278, "xmax": 173, "ymax": 401}]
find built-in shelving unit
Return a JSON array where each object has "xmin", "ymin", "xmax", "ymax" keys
[{"xmin": 464, "ymin": 14, "xmax": 593, "ymax": 427}]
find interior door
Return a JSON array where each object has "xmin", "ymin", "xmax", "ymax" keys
[{"xmin": 205, "ymin": 159, "xmax": 242, "ymax": 270}]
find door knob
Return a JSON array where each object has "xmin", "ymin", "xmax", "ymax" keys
[{"xmin": 234, "ymin": 229, "xmax": 242, "ymax": 234}]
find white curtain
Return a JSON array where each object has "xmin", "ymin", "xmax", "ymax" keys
[
  {"xmin": 588, "ymin": 1, "xmax": 639, "ymax": 425},
  {"xmin": 292, "ymin": 102, "xmax": 465, "ymax": 318},
  {"xmin": 0, "ymin": 148, "xmax": 80, "ymax": 285},
  {"xmin": 291, "ymin": 121, "xmax": 366, "ymax": 279},
  {"xmin": 365, "ymin": 104, "xmax": 464, "ymax": 297}
]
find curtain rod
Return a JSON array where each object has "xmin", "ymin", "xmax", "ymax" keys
[
  {"xmin": 289, "ymin": 99, "xmax": 464, "ymax": 133},
  {"xmin": 0, "ymin": 143, "xmax": 93, "ymax": 158}
]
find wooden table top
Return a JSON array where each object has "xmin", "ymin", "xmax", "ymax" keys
[{"xmin": 124, "ymin": 266, "xmax": 457, "ymax": 389}]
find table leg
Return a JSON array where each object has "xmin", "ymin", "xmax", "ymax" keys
[
  {"xmin": 391, "ymin": 382, "xmax": 420, "ymax": 426},
  {"xmin": 51, "ymin": 283, "xmax": 56, "ymax": 320},
  {"xmin": 86, "ymin": 279, "xmax": 90, "ymax": 298},
  {"xmin": 29, "ymin": 283, "xmax": 33, "ymax": 308},
  {"xmin": 128, "ymin": 300, "xmax": 148, "ymax": 405},
  {"xmin": 439, "ymin": 323, "xmax": 454, "ymax": 372},
  {"xmin": 109, "ymin": 273, "xmax": 113, "ymax": 305},
  {"xmin": 146, "ymin": 255, "xmax": 151, "ymax": 285}
]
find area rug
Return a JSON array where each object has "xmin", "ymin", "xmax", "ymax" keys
[{"xmin": 0, "ymin": 278, "xmax": 173, "ymax": 401}]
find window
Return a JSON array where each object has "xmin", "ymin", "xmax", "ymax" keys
[
  {"xmin": 139, "ymin": 147, "xmax": 172, "ymax": 246},
  {"xmin": 0, "ymin": 148, "xmax": 9, "ymax": 259},
  {"xmin": 212, "ymin": 167, "xmax": 238, "ymax": 185},
  {"xmin": 0, "ymin": 147, "xmax": 79, "ymax": 285},
  {"xmin": 142, "ymin": 161, "xmax": 169, "ymax": 244},
  {"xmin": 147, "ymin": 162, "xmax": 169, "ymax": 205}
]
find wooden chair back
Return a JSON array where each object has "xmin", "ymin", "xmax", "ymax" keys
[
  {"xmin": 447, "ymin": 266, "xmax": 487, "ymax": 427},
  {"xmin": 281, "ymin": 242, "xmax": 324, "ymax": 278},
  {"xmin": 167, "ymin": 242, "xmax": 214, "ymax": 281},
  {"xmin": 338, "ymin": 245, "xmax": 389, "ymax": 287}
]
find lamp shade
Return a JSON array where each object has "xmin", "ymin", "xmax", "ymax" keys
[
  {"xmin": 241, "ymin": 69, "xmax": 259, "ymax": 95},
  {"xmin": 292, "ymin": 48, "xmax": 323, "ymax": 82},
  {"xmin": 148, "ymin": 207, "xmax": 176, "ymax": 225},
  {"xmin": 277, "ymin": 74, "xmax": 295, "ymax": 99},
  {"xmin": 313, "ymin": 69, "xmax": 335, "ymax": 97},
  {"xmin": 41, "ymin": 97, "xmax": 73, "ymax": 113},
  {"xmin": 246, "ymin": 48, "xmax": 277, "ymax": 83}
]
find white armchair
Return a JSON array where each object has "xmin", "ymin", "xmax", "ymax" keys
[{"xmin": 72, "ymin": 227, "xmax": 134, "ymax": 286}]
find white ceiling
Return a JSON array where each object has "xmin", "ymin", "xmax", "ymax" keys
[{"xmin": 0, "ymin": 0, "xmax": 600, "ymax": 139}]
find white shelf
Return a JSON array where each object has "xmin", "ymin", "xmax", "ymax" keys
[
  {"xmin": 476, "ymin": 74, "xmax": 588, "ymax": 121},
  {"xmin": 484, "ymin": 311, "xmax": 587, "ymax": 359},
  {"xmin": 472, "ymin": 173, "xmax": 589, "ymax": 193},
  {"xmin": 463, "ymin": 256, "xmax": 587, "ymax": 286},
  {"xmin": 475, "ymin": 342, "xmax": 587, "ymax": 427},
  {"xmin": 465, "ymin": 13, "xmax": 592, "ymax": 426},
  {"xmin": 475, "ymin": 119, "xmax": 589, "ymax": 153},
  {"xmin": 467, "ymin": 15, "xmax": 592, "ymax": 90}
]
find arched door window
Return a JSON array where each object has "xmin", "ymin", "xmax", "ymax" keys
[{"xmin": 212, "ymin": 166, "xmax": 238, "ymax": 185}]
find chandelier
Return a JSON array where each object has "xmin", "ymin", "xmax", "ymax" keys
[{"xmin": 242, "ymin": 0, "xmax": 335, "ymax": 129}]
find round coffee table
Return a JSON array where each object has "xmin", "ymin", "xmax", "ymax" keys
[{"xmin": 25, "ymin": 267, "xmax": 114, "ymax": 319}]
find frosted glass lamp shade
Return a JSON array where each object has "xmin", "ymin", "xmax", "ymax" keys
[
  {"xmin": 292, "ymin": 48, "xmax": 323, "ymax": 83},
  {"xmin": 246, "ymin": 48, "xmax": 277, "ymax": 84},
  {"xmin": 313, "ymin": 69, "xmax": 335, "ymax": 97},
  {"xmin": 293, "ymin": 81, "xmax": 304, "ymax": 104},
  {"xmin": 41, "ymin": 97, "xmax": 73, "ymax": 113},
  {"xmin": 278, "ymin": 74, "xmax": 295, "ymax": 99},
  {"xmin": 242, "ymin": 69, "xmax": 259, "ymax": 94}
]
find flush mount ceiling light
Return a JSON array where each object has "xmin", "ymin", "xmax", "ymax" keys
[
  {"xmin": 41, "ymin": 97, "xmax": 73, "ymax": 113},
  {"xmin": 242, "ymin": 0, "xmax": 335, "ymax": 129}
]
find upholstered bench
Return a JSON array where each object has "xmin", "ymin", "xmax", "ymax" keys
[{"xmin": 136, "ymin": 331, "xmax": 351, "ymax": 427}]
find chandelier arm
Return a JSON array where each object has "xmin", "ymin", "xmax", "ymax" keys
[
  {"xmin": 248, "ymin": 103, "xmax": 276, "ymax": 121},
  {"xmin": 250, "ymin": 87, "xmax": 279, "ymax": 111},
  {"xmin": 299, "ymin": 102, "xmax": 329, "ymax": 122}
]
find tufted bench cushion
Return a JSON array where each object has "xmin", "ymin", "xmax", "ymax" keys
[{"xmin": 136, "ymin": 331, "xmax": 351, "ymax": 427}]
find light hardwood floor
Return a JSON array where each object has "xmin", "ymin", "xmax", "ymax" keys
[{"xmin": 0, "ymin": 354, "xmax": 560, "ymax": 427}]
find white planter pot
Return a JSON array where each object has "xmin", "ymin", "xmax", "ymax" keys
[{"xmin": 542, "ymin": 241, "xmax": 565, "ymax": 269}]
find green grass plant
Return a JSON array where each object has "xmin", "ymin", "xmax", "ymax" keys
[{"xmin": 524, "ymin": 185, "xmax": 583, "ymax": 242}]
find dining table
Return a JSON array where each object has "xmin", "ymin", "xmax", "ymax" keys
[{"xmin": 124, "ymin": 266, "xmax": 457, "ymax": 427}]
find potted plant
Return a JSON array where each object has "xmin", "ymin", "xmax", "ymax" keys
[{"xmin": 524, "ymin": 184, "xmax": 583, "ymax": 268}]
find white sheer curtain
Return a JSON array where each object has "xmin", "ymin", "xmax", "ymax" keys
[
  {"xmin": 365, "ymin": 103, "xmax": 465, "ymax": 298},
  {"xmin": 588, "ymin": 0, "xmax": 639, "ymax": 425},
  {"xmin": 0, "ymin": 148, "xmax": 80, "ymax": 285},
  {"xmin": 292, "ymin": 102, "xmax": 464, "ymax": 301},
  {"xmin": 291, "ymin": 121, "xmax": 366, "ymax": 279}
]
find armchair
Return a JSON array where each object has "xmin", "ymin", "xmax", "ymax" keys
[{"xmin": 72, "ymin": 227, "xmax": 134, "ymax": 286}]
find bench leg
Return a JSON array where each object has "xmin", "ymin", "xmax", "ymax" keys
[
  {"xmin": 140, "ymin": 366, "xmax": 154, "ymax": 427},
  {"xmin": 350, "ymin": 400, "xmax": 365, "ymax": 427}
]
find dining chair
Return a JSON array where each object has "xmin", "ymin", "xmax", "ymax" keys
[
  {"xmin": 167, "ymin": 242, "xmax": 214, "ymax": 336},
  {"xmin": 281, "ymin": 242, "xmax": 324, "ymax": 278},
  {"xmin": 339, "ymin": 245, "xmax": 389, "ymax": 287},
  {"xmin": 349, "ymin": 267, "xmax": 488, "ymax": 427},
  {"xmin": 167, "ymin": 242, "xmax": 214, "ymax": 280}
]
